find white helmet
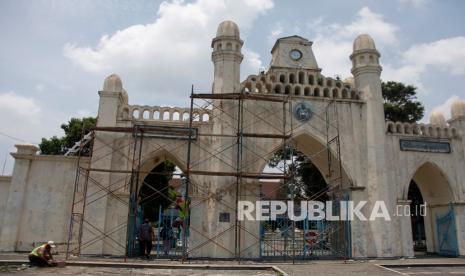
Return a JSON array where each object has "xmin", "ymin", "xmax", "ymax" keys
[{"xmin": 47, "ymin": 241, "xmax": 56, "ymax": 248}]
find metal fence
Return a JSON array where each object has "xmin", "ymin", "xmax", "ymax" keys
[{"xmin": 260, "ymin": 199, "xmax": 351, "ymax": 260}]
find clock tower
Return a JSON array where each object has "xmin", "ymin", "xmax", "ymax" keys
[{"xmin": 270, "ymin": 35, "xmax": 319, "ymax": 70}]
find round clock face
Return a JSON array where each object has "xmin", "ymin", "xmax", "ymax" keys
[{"xmin": 290, "ymin": 49, "xmax": 302, "ymax": 61}]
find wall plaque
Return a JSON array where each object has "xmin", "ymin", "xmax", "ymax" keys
[
  {"xmin": 219, "ymin": 212, "xmax": 230, "ymax": 222},
  {"xmin": 399, "ymin": 139, "xmax": 451, "ymax": 153},
  {"xmin": 293, "ymin": 102, "xmax": 313, "ymax": 122}
]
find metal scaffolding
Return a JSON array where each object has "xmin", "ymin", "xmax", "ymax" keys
[{"xmin": 65, "ymin": 86, "xmax": 350, "ymax": 262}]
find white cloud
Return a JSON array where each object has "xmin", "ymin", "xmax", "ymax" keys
[
  {"xmin": 267, "ymin": 22, "xmax": 283, "ymax": 44},
  {"xmin": 404, "ymin": 37, "xmax": 465, "ymax": 75},
  {"xmin": 383, "ymin": 36, "xmax": 465, "ymax": 92},
  {"xmin": 343, "ymin": 7, "xmax": 398, "ymax": 45},
  {"xmin": 0, "ymin": 91, "xmax": 86, "ymax": 174},
  {"xmin": 309, "ymin": 7, "xmax": 399, "ymax": 78},
  {"xmin": 64, "ymin": 0, "xmax": 273, "ymax": 105},
  {"xmin": 0, "ymin": 91, "xmax": 43, "ymax": 174},
  {"xmin": 243, "ymin": 48, "xmax": 264, "ymax": 74},
  {"xmin": 430, "ymin": 95, "xmax": 462, "ymax": 120},
  {"xmin": 294, "ymin": 7, "xmax": 465, "ymax": 97},
  {"xmin": 0, "ymin": 91, "xmax": 41, "ymax": 122}
]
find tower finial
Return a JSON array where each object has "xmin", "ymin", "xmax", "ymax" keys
[
  {"xmin": 103, "ymin": 74, "xmax": 123, "ymax": 93},
  {"xmin": 350, "ymin": 34, "xmax": 382, "ymax": 78},
  {"xmin": 211, "ymin": 21, "xmax": 243, "ymax": 94},
  {"xmin": 430, "ymin": 111, "xmax": 446, "ymax": 125},
  {"xmin": 451, "ymin": 99, "xmax": 465, "ymax": 119},
  {"xmin": 216, "ymin": 20, "xmax": 240, "ymax": 38}
]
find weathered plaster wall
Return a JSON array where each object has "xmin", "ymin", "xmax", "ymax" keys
[
  {"xmin": 385, "ymin": 134, "xmax": 465, "ymax": 256},
  {"xmin": 0, "ymin": 145, "xmax": 88, "ymax": 252},
  {"xmin": 0, "ymin": 176, "xmax": 12, "ymax": 232}
]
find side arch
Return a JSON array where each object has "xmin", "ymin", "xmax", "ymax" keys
[
  {"xmin": 401, "ymin": 161, "xmax": 456, "ymax": 203},
  {"xmin": 401, "ymin": 161, "xmax": 458, "ymax": 255}
]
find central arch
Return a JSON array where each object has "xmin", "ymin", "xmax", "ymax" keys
[
  {"xmin": 257, "ymin": 131, "xmax": 353, "ymax": 259},
  {"xmin": 131, "ymin": 148, "xmax": 189, "ymax": 257},
  {"xmin": 257, "ymin": 131, "xmax": 354, "ymax": 190}
]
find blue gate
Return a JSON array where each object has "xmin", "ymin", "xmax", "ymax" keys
[
  {"xmin": 259, "ymin": 199, "xmax": 351, "ymax": 260},
  {"xmin": 155, "ymin": 206, "xmax": 186, "ymax": 257},
  {"xmin": 436, "ymin": 205, "xmax": 458, "ymax": 257}
]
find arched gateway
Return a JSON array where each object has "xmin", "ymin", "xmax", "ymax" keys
[{"xmin": 1, "ymin": 21, "xmax": 465, "ymax": 260}]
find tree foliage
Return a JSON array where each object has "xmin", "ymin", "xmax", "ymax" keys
[
  {"xmin": 382, "ymin": 81, "xmax": 424, "ymax": 123},
  {"xmin": 39, "ymin": 117, "xmax": 96, "ymax": 155},
  {"xmin": 268, "ymin": 146, "xmax": 328, "ymax": 201}
]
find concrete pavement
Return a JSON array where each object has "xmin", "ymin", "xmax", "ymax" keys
[{"xmin": 1, "ymin": 253, "xmax": 465, "ymax": 275}]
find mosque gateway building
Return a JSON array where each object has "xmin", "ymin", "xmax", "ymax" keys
[{"xmin": 1, "ymin": 20, "xmax": 465, "ymax": 260}]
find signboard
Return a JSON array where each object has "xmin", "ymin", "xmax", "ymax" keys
[{"xmin": 399, "ymin": 139, "xmax": 451, "ymax": 153}]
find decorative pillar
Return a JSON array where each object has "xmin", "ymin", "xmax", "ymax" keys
[
  {"xmin": 350, "ymin": 34, "xmax": 397, "ymax": 257},
  {"xmin": 0, "ymin": 145, "xmax": 38, "ymax": 251}
]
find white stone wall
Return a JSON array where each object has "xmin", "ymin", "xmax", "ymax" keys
[
  {"xmin": 0, "ymin": 176, "xmax": 12, "ymax": 234},
  {"xmin": 0, "ymin": 146, "xmax": 88, "ymax": 253},
  {"xmin": 385, "ymin": 133, "xmax": 465, "ymax": 256}
]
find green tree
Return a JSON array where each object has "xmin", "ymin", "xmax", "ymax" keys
[
  {"xmin": 268, "ymin": 146, "xmax": 328, "ymax": 201},
  {"xmin": 382, "ymin": 81, "xmax": 424, "ymax": 123},
  {"xmin": 39, "ymin": 117, "xmax": 96, "ymax": 155}
]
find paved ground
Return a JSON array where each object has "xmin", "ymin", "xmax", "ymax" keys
[
  {"xmin": 279, "ymin": 262, "xmax": 396, "ymax": 275},
  {"xmin": 265, "ymin": 257, "xmax": 465, "ymax": 275},
  {"xmin": 279, "ymin": 262, "xmax": 465, "ymax": 275},
  {"xmin": 2, "ymin": 253, "xmax": 465, "ymax": 276},
  {"xmin": 0, "ymin": 265, "xmax": 277, "ymax": 275},
  {"xmin": 387, "ymin": 266, "xmax": 465, "ymax": 275}
]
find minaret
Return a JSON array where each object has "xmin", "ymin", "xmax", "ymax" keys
[
  {"xmin": 83, "ymin": 74, "xmax": 127, "ymax": 255},
  {"xmin": 210, "ymin": 21, "xmax": 243, "ymax": 134},
  {"xmin": 350, "ymin": 34, "xmax": 383, "ymax": 114},
  {"xmin": 350, "ymin": 34, "xmax": 396, "ymax": 257},
  {"xmin": 211, "ymin": 20, "xmax": 243, "ymax": 94},
  {"xmin": 193, "ymin": 21, "xmax": 244, "ymax": 258}
]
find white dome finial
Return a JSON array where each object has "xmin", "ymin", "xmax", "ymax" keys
[
  {"xmin": 353, "ymin": 34, "xmax": 377, "ymax": 51},
  {"xmin": 216, "ymin": 20, "xmax": 240, "ymax": 38},
  {"xmin": 451, "ymin": 99, "xmax": 465, "ymax": 119},
  {"xmin": 103, "ymin": 74, "xmax": 123, "ymax": 92},
  {"xmin": 350, "ymin": 34, "xmax": 381, "ymax": 77},
  {"xmin": 429, "ymin": 111, "xmax": 446, "ymax": 125}
]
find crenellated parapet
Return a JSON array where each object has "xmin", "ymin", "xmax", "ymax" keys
[
  {"xmin": 119, "ymin": 104, "xmax": 211, "ymax": 123},
  {"xmin": 386, "ymin": 121, "xmax": 460, "ymax": 139},
  {"xmin": 240, "ymin": 70, "xmax": 361, "ymax": 101}
]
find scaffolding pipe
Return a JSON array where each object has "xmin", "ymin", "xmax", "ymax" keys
[{"xmin": 183, "ymin": 84, "xmax": 195, "ymax": 261}]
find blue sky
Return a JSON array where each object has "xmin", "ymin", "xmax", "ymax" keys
[{"xmin": 0, "ymin": 0, "xmax": 464, "ymax": 174}]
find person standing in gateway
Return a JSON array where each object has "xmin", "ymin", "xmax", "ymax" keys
[{"xmin": 139, "ymin": 219, "xmax": 154, "ymax": 259}]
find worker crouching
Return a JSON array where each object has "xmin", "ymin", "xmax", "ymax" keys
[{"xmin": 28, "ymin": 241, "xmax": 57, "ymax": 267}]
